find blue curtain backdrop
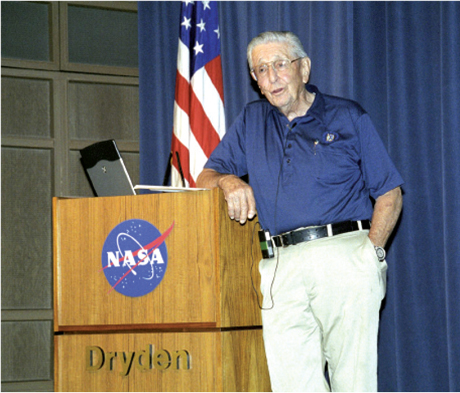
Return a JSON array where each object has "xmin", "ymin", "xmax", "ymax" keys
[{"xmin": 139, "ymin": 2, "xmax": 460, "ymax": 391}]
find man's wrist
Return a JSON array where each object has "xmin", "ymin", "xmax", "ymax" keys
[{"xmin": 217, "ymin": 174, "xmax": 234, "ymax": 189}]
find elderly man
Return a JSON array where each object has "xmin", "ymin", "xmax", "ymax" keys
[{"xmin": 197, "ymin": 31, "xmax": 403, "ymax": 392}]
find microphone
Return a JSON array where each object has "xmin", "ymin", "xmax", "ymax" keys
[{"xmin": 162, "ymin": 152, "xmax": 173, "ymax": 186}]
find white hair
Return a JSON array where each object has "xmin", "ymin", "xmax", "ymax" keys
[{"xmin": 247, "ymin": 31, "xmax": 308, "ymax": 69}]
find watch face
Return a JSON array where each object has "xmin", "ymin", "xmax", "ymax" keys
[{"xmin": 375, "ymin": 246, "xmax": 386, "ymax": 261}]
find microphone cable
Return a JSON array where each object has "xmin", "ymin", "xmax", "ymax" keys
[{"xmin": 250, "ymin": 125, "xmax": 292, "ymax": 311}]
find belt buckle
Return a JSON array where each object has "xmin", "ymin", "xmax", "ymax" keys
[{"xmin": 309, "ymin": 227, "xmax": 322, "ymax": 241}]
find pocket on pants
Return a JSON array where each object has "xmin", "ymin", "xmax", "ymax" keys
[
  {"xmin": 363, "ymin": 235, "xmax": 388, "ymax": 272},
  {"xmin": 362, "ymin": 235, "xmax": 388, "ymax": 299}
]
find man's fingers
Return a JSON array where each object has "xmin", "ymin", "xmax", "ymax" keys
[
  {"xmin": 228, "ymin": 197, "xmax": 240, "ymax": 221},
  {"xmin": 219, "ymin": 174, "xmax": 256, "ymax": 224},
  {"xmin": 247, "ymin": 193, "xmax": 256, "ymax": 220},
  {"xmin": 238, "ymin": 199, "xmax": 249, "ymax": 224},
  {"xmin": 230, "ymin": 192, "xmax": 256, "ymax": 224}
]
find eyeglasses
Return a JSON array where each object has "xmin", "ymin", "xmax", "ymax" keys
[{"xmin": 251, "ymin": 57, "xmax": 303, "ymax": 81}]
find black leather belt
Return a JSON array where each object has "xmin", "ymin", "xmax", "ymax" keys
[{"xmin": 272, "ymin": 220, "xmax": 371, "ymax": 248}]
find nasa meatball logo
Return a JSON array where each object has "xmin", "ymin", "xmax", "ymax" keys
[{"xmin": 100, "ymin": 219, "xmax": 174, "ymax": 297}]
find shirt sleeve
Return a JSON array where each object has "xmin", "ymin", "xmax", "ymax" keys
[
  {"xmin": 204, "ymin": 107, "xmax": 248, "ymax": 177},
  {"xmin": 357, "ymin": 113, "xmax": 404, "ymax": 199}
]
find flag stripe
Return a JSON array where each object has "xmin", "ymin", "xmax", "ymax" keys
[
  {"xmin": 173, "ymin": 101, "xmax": 191, "ymax": 152},
  {"xmin": 205, "ymin": 55, "xmax": 225, "ymax": 103},
  {"xmin": 172, "ymin": 103, "xmax": 209, "ymax": 185},
  {"xmin": 176, "ymin": 39, "xmax": 190, "ymax": 82},
  {"xmin": 191, "ymin": 67, "xmax": 226, "ymax": 139},
  {"xmin": 189, "ymin": 86, "xmax": 222, "ymax": 157},
  {"xmin": 174, "ymin": 70, "xmax": 190, "ymax": 117},
  {"xmin": 173, "ymin": 102, "xmax": 209, "ymax": 170},
  {"xmin": 174, "ymin": 73, "xmax": 221, "ymax": 159}
]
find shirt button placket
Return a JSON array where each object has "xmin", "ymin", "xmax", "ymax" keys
[{"xmin": 284, "ymin": 124, "xmax": 294, "ymax": 171}]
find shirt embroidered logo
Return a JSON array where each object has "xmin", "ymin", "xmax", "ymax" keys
[{"xmin": 323, "ymin": 132, "xmax": 339, "ymax": 143}]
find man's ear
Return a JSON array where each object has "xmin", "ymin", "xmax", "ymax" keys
[{"xmin": 301, "ymin": 57, "xmax": 312, "ymax": 84}]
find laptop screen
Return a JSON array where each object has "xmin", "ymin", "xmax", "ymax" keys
[{"xmin": 80, "ymin": 140, "xmax": 136, "ymax": 197}]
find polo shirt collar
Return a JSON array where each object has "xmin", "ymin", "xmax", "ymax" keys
[{"xmin": 305, "ymin": 84, "xmax": 326, "ymax": 124}]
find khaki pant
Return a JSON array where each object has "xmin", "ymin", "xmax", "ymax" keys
[{"xmin": 259, "ymin": 230, "xmax": 387, "ymax": 392}]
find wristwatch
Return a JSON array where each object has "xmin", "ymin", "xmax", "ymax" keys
[{"xmin": 374, "ymin": 246, "xmax": 386, "ymax": 262}]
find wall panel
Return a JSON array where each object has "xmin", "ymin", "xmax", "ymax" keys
[
  {"xmin": 68, "ymin": 81, "xmax": 139, "ymax": 141},
  {"xmin": 1, "ymin": 321, "xmax": 53, "ymax": 382},
  {"xmin": 1, "ymin": 147, "xmax": 53, "ymax": 310},
  {"xmin": 1, "ymin": 77, "xmax": 52, "ymax": 138},
  {"xmin": 1, "ymin": 2, "xmax": 52, "ymax": 62},
  {"xmin": 67, "ymin": 4, "xmax": 138, "ymax": 68}
]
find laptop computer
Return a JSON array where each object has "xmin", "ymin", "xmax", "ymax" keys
[{"xmin": 80, "ymin": 139, "xmax": 136, "ymax": 197}]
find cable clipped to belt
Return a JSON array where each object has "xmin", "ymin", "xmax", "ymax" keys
[{"xmin": 251, "ymin": 221, "xmax": 277, "ymax": 310}]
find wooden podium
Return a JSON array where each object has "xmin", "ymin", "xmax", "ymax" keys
[{"xmin": 53, "ymin": 188, "xmax": 271, "ymax": 392}]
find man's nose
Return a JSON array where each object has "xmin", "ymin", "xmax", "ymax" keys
[{"xmin": 267, "ymin": 65, "xmax": 278, "ymax": 82}]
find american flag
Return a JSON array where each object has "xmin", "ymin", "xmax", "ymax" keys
[{"xmin": 170, "ymin": 0, "xmax": 225, "ymax": 188}]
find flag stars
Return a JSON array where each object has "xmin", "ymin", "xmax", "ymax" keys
[
  {"xmin": 193, "ymin": 40, "xmax": 204, "ymax": 55},
  {"xmin": 214, "ymin": 26, "xmax": 221, "ymax": 39},
  {"xmin": 181, "ymin": 16, "xmax": 192, "ymax": 30},
  {"xmin": 183, "ymin": 0, "xmax": 194, "ymax": 6},
  {"xmin": 202, "ymin": 1, "xmax": 211, "ymax": 10},
  {"xmin": 197, "ymin": 18, "xmax": 206, "ymax": 32}
]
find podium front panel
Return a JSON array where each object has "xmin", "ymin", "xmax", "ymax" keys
[{"xmin": 54, "ymin": 191, "xmax": 217, "ymax": 329}]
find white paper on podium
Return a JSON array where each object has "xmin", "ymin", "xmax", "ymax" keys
[{"xmin": 134, "ymin": 185, "xmax": 209, "ymax": 193}]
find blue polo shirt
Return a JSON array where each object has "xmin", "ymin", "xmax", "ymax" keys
[{"xmin": 205, "ymin": 85, "xmax": 404, "ymax": 235}]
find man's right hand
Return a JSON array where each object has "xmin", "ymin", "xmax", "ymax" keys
[{"xmin": 196, "ymin": 168, "xmax": 256, "ymax": 224}]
